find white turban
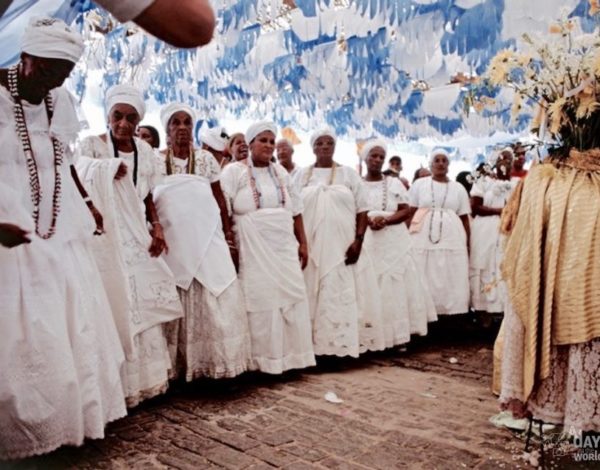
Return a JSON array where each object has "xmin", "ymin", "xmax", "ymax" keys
[
  {"xmin": 160, "ymin": 102, "xmax": 197, "ymax": 130},
  {"xmin": 360, "ymin": 138, "xmax": 387, "ymax": 161},
  {"xmin": 21, "ymin": 17, "xmax": 85, "ymax": 64},
  {"xmin": 200, "ymin": 126, "xmax": 228, "ymax": 152},
  {"xmin": 429, "ymin": 148, "xmax": 450, "ymax": 166},
  {"xmin": 245, "ymin": 121, "xmax": 277, "ymax": 144},
  {"xmin": 105, "ymin": 84, "xmax": 146, "ymax": 119},
  {"xmin": 310, "ymin": 128, "xmax": 337, "ymax": 148}
]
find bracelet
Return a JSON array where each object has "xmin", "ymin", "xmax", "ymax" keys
[
  {"xmin": 151, "ymin": 221, "xmax": 161, "ymax": 226},
  {"xmin": 83, "ymin": 196, "xmax": 92, "ymax": 203}
]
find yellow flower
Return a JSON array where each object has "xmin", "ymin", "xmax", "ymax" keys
[
  {"xmin": 576, "ymin": 94, "xmax": 600, "ymax": 119},
  {"xmin": 473, "ymin": 101, "xmax": 485, "ymax": 113},
  {"xmin": 511, "ymin": 93, "xmax": 523, "ymax": 124},
  {"xmin": 548, "ymin": 97, "xmax": 567, "ymax": 134},
  {"xmin": 549, "ymin": 23, "xmax": 562, "ymax": 34}
]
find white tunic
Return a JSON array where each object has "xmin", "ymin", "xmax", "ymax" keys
[
  {"xmin": 409, "ymin": 177, "xmax": 471, "ymax": 315},
  {"xmin": 154, "ymin": 150, "xmax": 252, "ymax": 380},
  {"xmin": 77, "ymin": 135, "xmax": 182, "ymax": 407},
  {"xmin": 0, "ymin": 86, "xmax": 126, "ymax": 459},
  {"xmin": 469, "ymin": 177, "xmax": 517, "ymax": 313},
  {"xmin": 220, "ymin": 161, "xmax": 315, "ymax": 374},
  {"xmin": 294, "ymin": 165, "xmax": 385, "ymax": 357},
  {"xmin": 363, "ymin": 177, "xmax": 437, "ymax": 344}
]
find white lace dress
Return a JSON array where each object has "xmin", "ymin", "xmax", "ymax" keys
[
  {"xmin": 0, "ymin": 87, "xmax": 126, "ymax": 459},
  {"xmin": 156, "ymin": 150, "xmax": 252, "ymax": 380},
  {"xmin": 469, "ymin": 177, "xmax": 517, "ymax": 313},
  {"xmin": 220, "ymin": 162, "xmax": 315, "ymax": 374},
  {"xmin": 409, "ymin": 177, "xmax": 471, "ymax": 315},
  {"xmin": 363, "ymin": 177, "xmax": 437, "ymax": 344},
  {"xmin": 77, "ymin": 135, "xmax": 182, "ymax": 407},
  {"xmin": 500, "ymin": 301, "xmax": 600, "ymax": 431},
  {"xmin": 294, "ymin": 165, "xmax": 385, "ymax": 357}
]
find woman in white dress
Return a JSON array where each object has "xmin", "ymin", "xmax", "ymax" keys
[
  {"xmin": 155, "ymin": 103, "xmax": 251, "ymax": 380},
  {"xmin": 408, "ymin": 149, "xmax": 471, "ymax": 316},
  {"xmin": 77, "ymin": 85, "xmax": 182, "ymax": 407},
  {"xmin": 361, "ymin": 140, "xmax": 437, "ymax": 344},
  {"xmin": 294, "ymin": 129, "xmax": 384, "ymax": 357},
  {"xmin": 0, "ymin": 18, "xmax": 126, "ymax": 459},
  {"xmin": 220, "ymin": 121, "xmax": 316, "ymax": 374},
  {"xmin": 470, "ymin": 152, "xmax": 517, "ymax": 314}
]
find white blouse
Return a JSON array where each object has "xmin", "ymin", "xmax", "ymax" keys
[
  {"xmin": 409, "ymin": 177, "xmax": 470, "ymax": 216},
  {"xmin": 363, "ymin": 176, "xmax": 409, "ymax": 212},
  {"xmin": 78, "ymin": 135, "xmax": 162, "ymax": 201},
  {"xmin": 159, "ymin": 149, "xmax": 221, "ymax": 183},
  {"xmin": 293, "ymin": 165, "xmax": 370, "ymax": 213},
  {"xmin": 220, "ymin": 161, "xmax": 302, "ymax": 216}
]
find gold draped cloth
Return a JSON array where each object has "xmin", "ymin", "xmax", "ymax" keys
[{"xmin": 501, "ymin": 149, "xmax": 600, "ymax": 401}]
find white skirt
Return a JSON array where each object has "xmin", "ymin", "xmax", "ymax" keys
[
  {"xmin": 470, "ymin": 216, "xmax": 506, "ymax": 313},
  {"xmin": 0, "ymin": 239, "xmax": 126, "ymax": 460},
  {"xmin": 166, "ymin": 279, "xmax": 252, "ymax": 380},
  {"xmin": 248, "ymin": 297, "xmax": 316, "ymax": 375},
  {"xmin": 365, "ymin": 220, "xmax": 437, "ymax": 344},
  {"xmin": 411, "ymin": 210, "xmax": 470, "ymax": 315}
]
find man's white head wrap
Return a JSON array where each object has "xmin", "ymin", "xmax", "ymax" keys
[
  {"xmin": 21, "ymin": 17, "xmax": 84, "ymax": 64},
  {"xmin": 201, "ymin": 126, "xmax": 228, "ymax": 152},
  {"xmin": 429, "ymin": 148, "xmax": 451, "ymax": 166},
  {"xmin": 160, "ymin": 102, "xmax": 196, "ymax": 130},
  {"xmin": 105, "ymin": 84, "xmax": 146, "ymax": 119},
  {"xmin": 245, "ymin": 121, "xmax": 277, "ymax": 144},
  {"xmin": 360, "ymin": 138, "xmax": 387, "ymax": 161},
  {"xmin": 310, "ymin": 128, "xmax": 337, "ymax": 148}
]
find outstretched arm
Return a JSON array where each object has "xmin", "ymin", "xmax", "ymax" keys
[{"xmin": 133, "ymin": 0, "xmax": 215, "ymax": 48}]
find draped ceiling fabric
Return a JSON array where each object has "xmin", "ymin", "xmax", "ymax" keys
[{"xmin": 0, "ymin": 0, "xmax": 597, "ymax": 144}]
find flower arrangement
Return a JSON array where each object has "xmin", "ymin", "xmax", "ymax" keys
[{"xmin": 476, "ymin": 12, "xmax": 600, "ymax": 153}]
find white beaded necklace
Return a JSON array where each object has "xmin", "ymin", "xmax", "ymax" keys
[
  {"xmin": 429, "ymin": 178, "xmax": 449, "ymax": 244},
  {"xmin": 8, "ymin": 65, "xmax": 63, "ymax": 239}
]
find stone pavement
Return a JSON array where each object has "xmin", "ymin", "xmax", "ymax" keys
[{"xmin": 4, "ymin": 324, "xmax": 589, "ymax": 469}]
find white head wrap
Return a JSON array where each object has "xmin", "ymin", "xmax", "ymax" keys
[
  {"xmin": 310, "ymin": 128, "xmax": 337, "ymax": 148},
  {"xmin": 501, "ymin": 146, "xmax": 514, "ymax": 158},
  {"xmin": 360, "ymin": 138, "xmax": 387, "ymax": 161},
  {"xmin": 429, "ymin": 148, "xmax": 451, "ymax": 166},
  {"xmin": 105, "ymin": 84, "xmax": 146, "ymax": 119},
  {"xmin": 245, "ymin": 121, "xmax": 277, "ymax": 144},
  {"xmin": 201, "ymin": 126, "xmax": 229, "ymax": 152},
  {"xmin": 160, "ymin": 102, "xmax": 196, "ymax": 130},
  {"xmin": 21, "ymin": 17, "xmax": 84, "ymax": 64}
]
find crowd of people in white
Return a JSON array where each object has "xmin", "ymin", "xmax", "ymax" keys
[{"xmin": 0, "ymin": 18, "xmax": 534, "ymax": 461}]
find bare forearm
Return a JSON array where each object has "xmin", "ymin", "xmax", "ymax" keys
[
  {"xmin": 293, "ymin": 214, "xmax": 307, "ymax": 246},
  {"xmin": 355, "ymin": 211, "xmax": 368, "ymax": 238},
  {"xmin": 144, "ymin": 193, "xmax": 160, "ymax": 224},
  {"xmin": 134, "ymin": 0, "xmax": 215, "ymax": 47},
  {"xmin": 384, "ymin": 204, "xmax": 411, "ymax": 225},
  {"xmin": 211, "ymin": 183, "xmax": 232, "ymax": 233},
  {"xmin": 70, "ymin": 165, "xmax": 89, "ymax": 199}
]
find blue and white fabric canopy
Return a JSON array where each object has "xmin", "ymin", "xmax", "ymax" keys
[{"xmin": 1, "ymin": 0, "xmax": 598, "ymax": 141}]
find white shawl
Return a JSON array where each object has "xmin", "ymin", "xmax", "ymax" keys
[
  {"xmin": 235, "ymin": 208, "xmax": 306, "ymax": 312},
  {"xmin": 153, "ymin": 174, "xmax": 236, "ymax": 295},
  {"xmin": 76, "ymin": 156, "xmax": 182, "ymax": 359}
]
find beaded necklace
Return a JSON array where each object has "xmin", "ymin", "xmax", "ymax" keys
[
  {"xmin": 303, "ymin": 162, "xmax": 338, "ymax": 187},
  {"xmin": 110, "ymin": 132, "xmax": 138, "ymax": 186},
  {"xmin": 247, "ymin": 158, "xmax": 286, "ymax": 210},
  {"xmin": 8, "ymin": 65, "xmax": 63, "ymax": 239},
  {"xmin": 166, "ymin": 145, "xmax": 195, "ymax": 175},
  {"xmin": 428, "ymin": 177, "xmax": 449, "ymax": 244}
]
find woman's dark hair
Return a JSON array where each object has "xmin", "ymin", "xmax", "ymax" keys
[
  {"xmin": 413, "ymin": 167, "xmax": 430, "ymax": 183},
  {"xmin": 455, "ymin": 171, "xmax": 473, "ymax": 195},
  {"xmin": 139, "ymin": 125, "xmax": 160, "ymax": 149}
]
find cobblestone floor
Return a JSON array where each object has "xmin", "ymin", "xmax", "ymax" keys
[{"xmin": 4, "ymin": 320, "xmax": 591, "ymax": 469}]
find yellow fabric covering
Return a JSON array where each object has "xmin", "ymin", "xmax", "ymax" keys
[{"xmin": 501, "ymin": 149, "xmax": 600, "ymax": 401}]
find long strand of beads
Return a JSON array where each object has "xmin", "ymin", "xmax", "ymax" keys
[
  {"xmin": 8, "ymin": 65, "xmax": 63, "ymax": 239},
  {"xmin": 304, "ymin": 162, "xmax": 337, "ymax": 187},
  {"xmin": 381, "ymin": 177, "xmax": 388, "ymax": 211},
  {"xmin": 428, "ymin": 178, "xmax": 449, "ymax": 245},
  {"xmin": 247, "ymin": 159, "xmax": 262, "ymax": 209}
]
